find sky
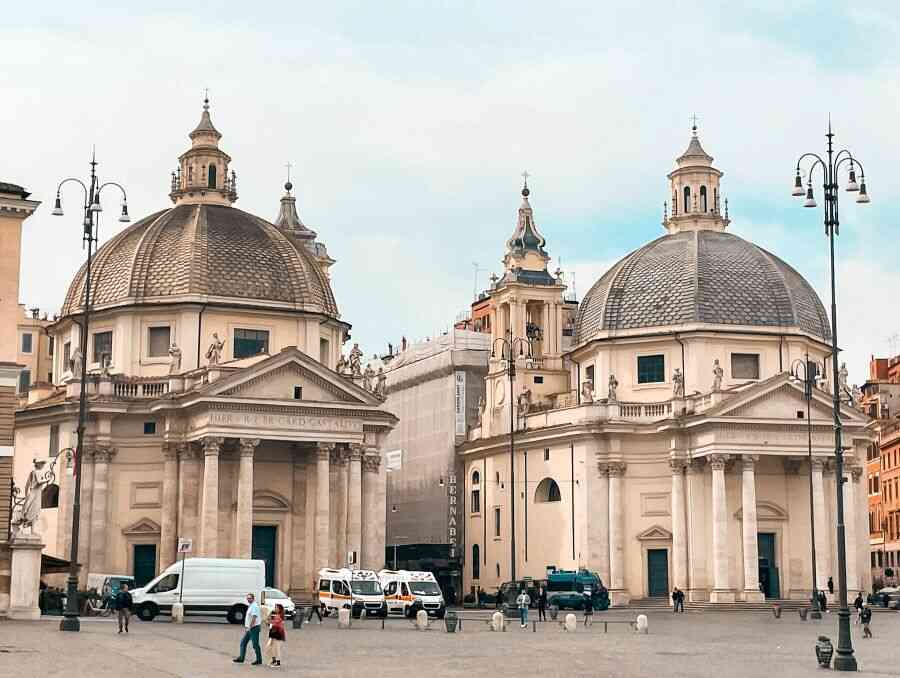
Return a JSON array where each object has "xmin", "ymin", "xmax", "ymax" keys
[{"xmin": 3, "ymin": 1, "xmax": 899, "ymax": 383}]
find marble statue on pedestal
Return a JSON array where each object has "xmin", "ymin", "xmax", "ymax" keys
[
  {"xmin": 712, "ymin": 359, "xmax": 724, "ymax": 392},
  {"xmin": 168, "ymin": 342, "xmax": 183, "ymax": 374},
  {"xmin": 206, "ymin": 333, "xmax": 225, "ymax": 365}
]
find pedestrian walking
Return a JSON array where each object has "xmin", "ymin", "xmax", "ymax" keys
[
  {"xmin": 233, "ymin": 593, "xmax": 263, "ymax": 665},
  {"xmin": 267, "ymin": 604, "xmax": 286, "ymax": 668},
  {"xmin": 853, "ymin": 592, "xmax": 863, "ymax": 624},
  {"xmin": 860, "ymin": 604, "xmax": 873, "ymax": 638},
  {"xmin": 582, "ymin": 591, "xmax": 594, "ymax": 627},
  {"xmin": 672, "ymin": 587, "xmax": 685, "ymax": 613},
  {"xmin": 818, "ymin": 590, "xmax": 828, "ymax": 614},
  {"xmin": 537, "ymin": 586, "xmax": 548, "ymax": 622},
  {"xmin": 306, "ymin": 583, "xmax": 324, "ymax": 624},
  {"xmin": 827, "ymin": 577, "xmax": 834, "ymax": 595},
  {"xmin": 114, "ymin": 583, "xmax": 133, "ymax": 634},
  {"xmin": 516, "ymin": 587, "xmax": 530, "ymax": 628}
]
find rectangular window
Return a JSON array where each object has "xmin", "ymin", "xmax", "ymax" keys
[
  {"xmin": 63, "ymin": 341, "xmax": 71, "ymax": 370},
  {"xmin": 21, "ymin": 333, "xmax": 33, "ymax": 353},
  {"xmin": 233, "ymin": 328, "xmax": 269, "ymax": 359},
  {"xmin": 585, "ymin": 365, "xmax": 595, "ymax": 385},
  {"xmin": 143, "ymin": 421, "xmax": 157, "ymax": 435},
  {"xmin": 319, "ymin": 337, "xmax": 330, "ymax": 365},
  {"xmin": 637, "ymin": 354, "xmax": 665, "ymax": 384},
  {"xmin": 49, "ymin": 424, "xmax": 60, "ymax": 457},
  {"xmin": 293, "ymin": 386, "xmax": 303, "ymax": 400},
  {"xmin": 147, "ymin": 326, "xmax": 171, "ymax": 358},
  {"xmin": 533, "ymin": 376, "xmax": 544, "ymax": 384},
  {"xmin": 494, "ymin": 507, "xmax": 501, "ymax": 538},
  {"xmin": 48, "ymin": 337, "xmax": 54, "ymax": 356},
  {"xmin": 92, "ymin": 331, "xmax": 113, "ymax": 362},
  {"xmin": 17, "ymin": 369, "xmax": 31, "ymax": 394},
  {"xmin": 731, "ymin": 353, "xmax": 760, "ymax": 380},
  {"xmin": 544, "ymin": 448, "xmax": 550, "ymax": 461},
  {"xmin": 471, "ymin": 489, "xmax": 481, "ymax": 514}
]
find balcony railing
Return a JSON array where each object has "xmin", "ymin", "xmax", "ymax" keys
[{"xmin": 112, "ymin": 378, "xmax": 169, "ymax": 399}]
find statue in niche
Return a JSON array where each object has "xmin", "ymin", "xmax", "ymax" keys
[
  {"xmin": 168, "ymin": 343, "xmax": 182, "ymax": 374},
  {"xmin": 608, "ymin": 374, "xmax": 619, "ymax": 403},
  {"xmin": 673, "ymin": 368, "xmax": 685, "ymax": 398},
  {"xmin": 581, "ymin": 380, "xmax": 594, "ymax": 403},
  {"xmin": 349, "ymin": 343, "xmax": 363, "ymax": 377},
  {"xmin": 205, "ymin": 332, "xmax": 225, "ymax": 365},
  {"xmin": 711, "ymin": 359, "xmax": 724, "ymax": 392}
]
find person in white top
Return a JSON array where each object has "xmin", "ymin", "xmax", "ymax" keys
[
  {"xmin": 233, "ymin": 593, "xmax": 263, "ymax": 665},
  {"xmin": 516, "ymin": 588, "xmax": 531, "ymax": 628}
]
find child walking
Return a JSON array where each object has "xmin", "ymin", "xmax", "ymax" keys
[{"xmin": 267, "ymin": 604, "xmax": 287, "ymax": 668}]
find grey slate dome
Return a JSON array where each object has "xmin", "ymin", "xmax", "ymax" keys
[
  {"xmin": 574, "ymin": 230, "xmax": 831, "ymax": 344},
  {"xmin": 61, "ymin": 203, "xmax": 339, "ymax": 318}
]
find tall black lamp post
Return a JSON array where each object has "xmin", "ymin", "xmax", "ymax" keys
[
  {"xmin": 790, "ymin": 355, "xmax": 824, "ymax": 620},
  {"xmin": 791, "ymin": 122, "xmax": 870, "ymax": 670},
  {"xmin": 53, "ymin": 153, "xmax": 129, "ymax": 632},
  {"xmin": 491, "ymin": 331, "xmax": 534, "ymax": 583}
]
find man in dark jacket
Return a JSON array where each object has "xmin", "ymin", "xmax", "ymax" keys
[
  {"xmin": 537, "ymin": 586, "xmax": 548, "ymax": 622},
  {"xmin": 827, "ymin": 577, "xmax": 834, "ymax": 595},
  {"xmin": 860, "ymin": 604, "xmax": 873, "ymax": 638},
  {"xmin": 115, "ymin": 583, "xmax": 133, "ymax": 634}
]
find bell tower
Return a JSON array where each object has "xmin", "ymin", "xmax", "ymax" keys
[
  {"xmin": 169, "ymin": 96, "xmax": 238, "ymax": 206},
  {"xmin": 663, "ymin": 123, "xmax": 729, "ymax": 234}
]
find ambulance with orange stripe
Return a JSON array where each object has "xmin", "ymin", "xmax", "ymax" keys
[
  {"xmin": 378, "ymin": 570, "xmax": 446, "ymax": 618},
  {"xmin": 317, "ymin": 568, "xmax": 387, "ymax": 618}
]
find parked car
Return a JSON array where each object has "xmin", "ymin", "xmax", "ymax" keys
[
  {"xmin": 867, "ymin": 586, "xmax": 900, "ymax": 608},
  {"xmin": 262, "ymin": 587, "xmax": 296, "ymax": 619}
]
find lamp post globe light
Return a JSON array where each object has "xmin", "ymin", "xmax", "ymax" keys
[
  {"xmin": 491, "ymin": 331, "xmax": 534, "ymax": 583},
  {"xmin": 54, "ymin": 152, "xmax": 129, "ymax": 633},
  {"xmin": 789, "ymin": 356, "xmax": 825, "ymax": 620},
  {"xmin": 791, "ymin": 122, "xmax": 870, "ymax": 671}
]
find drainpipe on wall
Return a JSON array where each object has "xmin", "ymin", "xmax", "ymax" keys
[{"xmin": 196, "ymin": 304, "xmax": 207, "ymax": 370}]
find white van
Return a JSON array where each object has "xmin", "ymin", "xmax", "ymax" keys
[
  {"xmin": 317, "ymin": 568, "xmax": 386, "ymax": 618},
  {"xmin": 379, "ymin": 569, "xmax": 445, "ymax": 618},
  {"xmin": 130, "ymin": 558, "xmax": 265, "ymax": 624}
]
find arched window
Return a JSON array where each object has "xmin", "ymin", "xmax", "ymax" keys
[
  {"xmin": 208, "ymin": 164, "xmax": 217, "ymax": 188},
  {"xmin": 534, "ymin": 477, "xmax": 562, "ymax": 503},
  {"xmin": 683, "ymin": 186, "xmax": 691, "ymax": 213},
  {"xmin": 700, "ymin": 185, "xmax": 707, "ymax": 212},
  {"xmin": 42, "ymin": 483, "xmax": 60, "ymax": 509},
  {"xmin": 471, "ymin": 470, "xmax": 481, "ymax": 513},
  {"xmin": 472, "ymin": 545, "xmax": 480, "ymax": 579}
]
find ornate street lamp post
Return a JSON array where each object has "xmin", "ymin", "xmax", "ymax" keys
[
  {"xmin": 790, "ymin": 356, "xmax": 825, "ymax": 620},
  {"xmin": 53, "ymin": 153, "xmax": 129, "ymax": 632},
  {"xmin": 791, "ymin": 122, "xmax": 870, "ymax": 670},
  {"xmin": 491, "ymin": 331, "xmax": 533, "ymax": 583}
]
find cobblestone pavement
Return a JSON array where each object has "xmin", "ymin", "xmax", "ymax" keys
[{"xmin": 1, "ymin": 610, "xmax": 898, "ymax": 678}]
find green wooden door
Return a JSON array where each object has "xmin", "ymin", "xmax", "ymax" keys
[
  {"xmin": 647, "ymin": 549, "xmax": 669, "ymax": 597},
  {"xmin": 133, "ymin": 544, "xmax": 157, "ymax": 587},
  {"xmin": 758, "ymin": 533, "xmax": 780, "ymax": 598},
  {"xmin": 252, "ymin": 526, "xmax": 277, "ymax": 587}
]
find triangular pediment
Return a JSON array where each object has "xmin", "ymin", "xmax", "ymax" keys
[
  {"xmin": 201, "ymin": 347, "xmax": 380, "ymax": 406},
  {"xmin": 636, "ymin": 525, "xmax": 672, "ymax": 541},
  {"xmin": 122, "ymin": 517, "xmax": 161, "ymax": 535},
  {"xmin": 705, "ymin": 374, "xmax": 869, "ymax": 425}
]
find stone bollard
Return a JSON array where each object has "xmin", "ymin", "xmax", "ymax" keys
[
  {"xmin": 338, "ymin": 607, "xmax": 352, "ymax": 629},
  {"xmin": 171, "ymin": 603, "xmax": 185, "ymax": 624},
  {"xmin": 564, "ymin": 613, "xmax": 577, "ymax": 632},
  {"xmin": 635, "ymin": 614, "xmax": 649, "ymax": 634},
  {"xmin": 491, "ymin": 611, "xmax": 505, "ymax": 632},
  {"xmin": 415, "ymin": 610, "xmax": 429, "ymax": 630}
]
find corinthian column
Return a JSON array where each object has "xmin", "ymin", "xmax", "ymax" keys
[
  {"xmin": 361, "ymin": 449, "xmax": 385, "ymax": 570},
  {"xmin": 843, "ymin": 465, "xmax": 861, "ymax": 594},
  {"xmin": 89, "ymin": 446, "xmax": 116, "ymax": 573},
  {"xmin": 740, "ymin": 455, "xmax": 764, "ymax": 602},
  {"xmin": 670, "ymin": 458, "xmax": 688, "ymax": 592},
  {"xmin": 159, "ymin": 444, "xmax": 180, "ymax": 569},
  {"xmin": 593, "ymin": 463, "xmax": 611, "ymax": 585},
  {"xmin": 76, "ymin": 449, "xmax": 95, "ymax": 583},
  {"xmin": 709, "ymin": 454, "xmax": 734, "ymax": 603},
  {"xmin": 811, "ymin": 457, "xmax": 830, "ymax": 593},
  {"xmin": 178, "ymin": 443, "xmax": 201, "ymax": 550},
  {"xmin": 200, "ymin": 437, "xmax": 223, "ymax": 557},
  {"xmin": 347, "ymin": 444, "xmax": 363, "ymax": 567},
  {"xmin": 234, "ymin": 438, "xmax": 260, "ymax": 558},
  {"xmin": 332, "ymin": 448, "xmax": 349, "ymax": 566},
  {"xmin": 607, "ymin": 462, "xmax": 628, "ymax": 604},
  {"xmin": 56, "ymin": 451, "xmax": 75, "ymax": 558},
  {"xmin": 315, "ymin": 443, "xmax": 333, "ymax": 571}
]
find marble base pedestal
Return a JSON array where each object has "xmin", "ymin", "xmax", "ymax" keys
[
  {"xmin": 742, "ymin": 590, "xmax": 765, "ymax": 603},
  {"xmin": 608, "ymin": 589, "xmax": 631, "ymax": 607},
  {"xmin": 708, "ymin": 589, "xmax": 736, "ymax": 604},
  {"xmin": 8, "ymin": 534, "xmax": 44, "ymax": 621}
]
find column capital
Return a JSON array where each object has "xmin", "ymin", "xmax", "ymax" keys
[
  {"xmin": 740, "ymin": 454, "xmax": 759, "ymax": 471},
  {"xmin": 782, "ymin": 457, "xmax": 803, "ymax": 475},
  {"xmin": 162, "ymin": 443, "xmax": 179, "ymax": 462},
  {"xmin": 850, "ymin": 465, "xmax": 864, "ymax": 482},
  {"xmin": 239, "ymin": 438, "xmax": 261, "ymax": 458},
  {"xmin": 810, "ymin": 456, "xmax": 827, "ymax": 472},
  {"xmin": 202, "ymin": 436, "xmax": 224, "ymax": 456},
  {"xmin": 178, "ymin": 442, "xmax": 200, "ymax": 461},
  {"xmin": 708, "ymin": 453, "xmax": 730, "ymax": 471},
  {"xmin": 607, "ymin": 461, "xmax": 627, "ymax": 478},
  {"xmin": 316, "ymin": 442, "xmax": 335, "ymax": 461},
  {"xmin": 687, "ymin": 458, "xmax": 705, "ymax": 475},
  {"xmin": 669, "ymin": 457, "xmax": 688, "ymax": 474},
  {"xmin": 362, "ymin": 451, "xmax": 382, "ymax": 474},
  {"xmin": 349, "ymin": 443, "xmax": 364, "ymax": 462},
  {"xmin": 331, "ymin": 447, "xmax": 350, "ymax": 466},
  {"xmin": 92, "ymin": 445, "xmax": 117, "ymax": 464}
]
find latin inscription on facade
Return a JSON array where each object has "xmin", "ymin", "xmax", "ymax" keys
[{"xmin": 209, "ymin": 411, "xmax": 363, "ymax": 433}]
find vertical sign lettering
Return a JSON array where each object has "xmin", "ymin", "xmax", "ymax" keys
[
  {"xmin": 454, "ymin": 371, "xmax": 466, "ymax": 436},
  {"xmin": 447, "ymin": 473, "xmax": 457, "ymax": 559}
]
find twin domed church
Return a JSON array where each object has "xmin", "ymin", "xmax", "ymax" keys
[{"xmin": 14, "ymin": 103, "xmax": 872, "ymax": 606}]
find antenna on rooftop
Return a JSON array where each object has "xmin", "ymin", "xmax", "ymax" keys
[{"xmin": 472, "ymin": 262, "xmax": 484, "ymax": 301}]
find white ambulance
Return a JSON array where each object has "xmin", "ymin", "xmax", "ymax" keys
[
  {"xmin": 317, "ymin": 568, "xmax": 386, "ymax": 618},
  {"xmin": 378, "ymin": 569, "xmax": 446, "ymax": 618}
]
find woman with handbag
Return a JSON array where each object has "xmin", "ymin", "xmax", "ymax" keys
[{"xmin": 267, "ymin": 604, "xmax": 287, "ymax": 668}]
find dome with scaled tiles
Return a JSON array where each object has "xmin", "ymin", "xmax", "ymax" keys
[
  {"xmin": 60, "ymin": 101, "xmax": 338, "ymax": 319},
  {"xmin": 574, "ymin": 129, "xmax": 831, "ymax": 345}
]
